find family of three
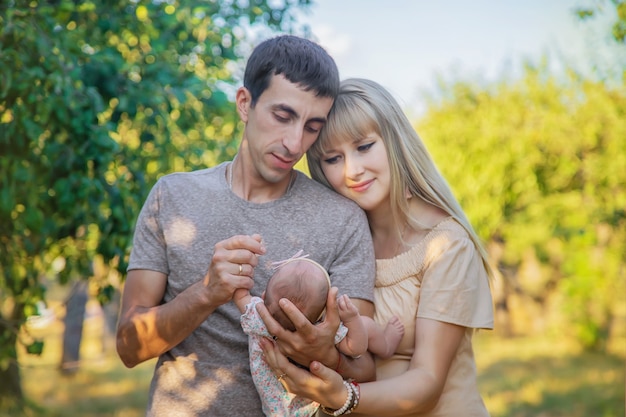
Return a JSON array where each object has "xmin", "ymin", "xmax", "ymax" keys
[{"xmin": 116, "ymin": 34, "xmax": 494, "ymax": 417}]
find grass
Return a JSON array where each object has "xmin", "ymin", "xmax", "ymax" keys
[
  {"xmin": 474, "ymin": 331, "xmax": 625, "ymax": 417},
  {"xmin": 5, "ymin": 300, "xmax": 625, "ymax": 417},
  {"xmin": 9, "ymin": 299, "xmax": 155, "ymax": 417}
]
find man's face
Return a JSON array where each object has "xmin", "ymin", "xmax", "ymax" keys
[{"xmin": 238, "ymin": 74, "xmax": 334, "ymax": 186}]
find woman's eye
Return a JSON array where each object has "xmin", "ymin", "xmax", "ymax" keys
[
  {"xmin": 357, "ymin": 142, "xmax": 375, "ymax": 152},
  {"xmin": 323, "ymin": 155, "xmax": 340, "ymax": 164}
]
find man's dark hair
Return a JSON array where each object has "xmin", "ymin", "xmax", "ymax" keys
[{"xmin": 243, "ymin": 35, "xmax": 340, "ymax": 106}]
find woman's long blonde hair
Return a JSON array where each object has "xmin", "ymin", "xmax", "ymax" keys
[{"xmin": 307, "ymin": 78, "xmax": 494, "ymax": 279}]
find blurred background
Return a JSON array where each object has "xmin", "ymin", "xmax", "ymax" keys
[{"xmin": 1, "ymin": 1, "xmax": 624, "ymax": 416}]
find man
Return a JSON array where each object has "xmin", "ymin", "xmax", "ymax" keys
[{"xmin": 116, "ymin": 35, "xmax": 376, "ymax": 417}]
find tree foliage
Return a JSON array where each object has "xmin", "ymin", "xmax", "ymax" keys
[
  {"xmin": 0, "ymin": 0, "xmax": 310, "ymax": 407},
  {"xmin": 2, "ymin": 0, "xmax": 624, "ymax": 413},
  {"xmin": 417, "ymin": 0, "xmax": 626, "ymax": 352},
  {"xmin": 576, "ymin": 0, "xmax": 626, "ymax": 43},
  {"xmin": 417, "ymin": 59, "xmax": 626, "ymax": 351}
]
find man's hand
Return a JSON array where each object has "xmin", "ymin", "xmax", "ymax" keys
[
  {"xmin": 117, "ymin": 233, "xmax": 265, "ymax": 368},
  {"xmin": 256, "ymin": 286, "xmax": 342, "ymax": 369},
  {"xmin": 202, "ymin": 233, "xmax": 265, "ymax": 307}
]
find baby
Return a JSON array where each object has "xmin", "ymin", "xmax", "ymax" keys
[{"xmin": 233, "ymin": 252, "xmax": 404, "ymax": 417}]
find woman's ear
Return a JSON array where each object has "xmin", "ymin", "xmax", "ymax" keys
[{"xmin": 236, "ymin": 87, "xmax": 252, "ymax": 122}]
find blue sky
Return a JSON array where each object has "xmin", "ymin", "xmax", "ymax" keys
[{"xmin": 292, "ymin": 0, "xmax": 615, "ymax": 115}]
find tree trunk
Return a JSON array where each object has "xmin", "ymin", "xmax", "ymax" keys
[
  {"xmin": 60, "ymin": 280, "xmax": 88, "ymax": 374},
  {"xmin": 100, "ymin": 288, "xmax": 120, "ymax": 354},
  {"xmin": 0, "ymin": 305, "xmax": 24, "ymax": 410},
  {"xmin": 0, "ymin": 359, "xmax": 24, "ymax": 409}
]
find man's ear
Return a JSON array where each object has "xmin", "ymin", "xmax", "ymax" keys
[{"xmin": 236, "ymin": 87, "xmax": 252, "ymax": 122}]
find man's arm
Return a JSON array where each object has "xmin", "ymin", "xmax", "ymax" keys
[
  {"xmin": 116, "ymin": 269, "xmax": 224, "ymax": 367},
  {"xmin": 116, "ymin": 235, "xmax": 264, "ymax": 368},
  {"xmin": 256, "ymin": 287, "xmax": 377, "ymax": 382}
]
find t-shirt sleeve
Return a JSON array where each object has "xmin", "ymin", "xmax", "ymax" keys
[
  {"xmin": 127, "ymin": 179, "xmax": 169, "ymax": 274},
  {"xmin": 417, "ymin": 235, "xmax": 493, "ymax": 329},
  {"xmin": 327, "ymin": 208, "xmax": 376, "ymax": 304}
]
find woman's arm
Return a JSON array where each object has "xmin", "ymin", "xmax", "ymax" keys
[
  {"xmin": 260, "ymin": 317, "xmax": 466, "ymax": 416},
  {"xmin": 351, "ymin": 318, "xmax": 465, "ymax": 415}
]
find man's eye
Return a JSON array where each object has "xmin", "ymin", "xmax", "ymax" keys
[
  {"xmin": 275, "ymin": 114, "xmax": 289, "ymax": 122},
  {"xmin": 305, "ymin": 122, "xmax": 324, "ymax": 134}
]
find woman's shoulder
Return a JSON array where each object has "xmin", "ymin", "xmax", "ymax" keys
[
  {"xmin": 433, "ymin": 217, "xmax": 468, "ymax": 237},
  {"xmin": 424, "ymin": 218, "xmax": 478, "ymax": 261}
]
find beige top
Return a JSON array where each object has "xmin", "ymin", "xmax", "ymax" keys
[{"xmin": 373, "ymin": 218, "xmax": 493, "ymax": 417}]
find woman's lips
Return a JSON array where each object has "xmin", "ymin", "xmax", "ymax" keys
[{"xmin": 348, "ymin": 179, "xmax": 374, "ymax": 193}]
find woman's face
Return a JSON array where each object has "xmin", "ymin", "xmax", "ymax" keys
[{"xmin": 319, "ymin": 132, "xmax": 391, "ymax": 213}]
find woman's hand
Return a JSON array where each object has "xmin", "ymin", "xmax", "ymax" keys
[
  {"xmin": 259, "ymin": 337, "xmax": 348, "ymax": 410},
  {"xmin": 256, "ymin": 286, "xmax": 342, "ymax": 369}
]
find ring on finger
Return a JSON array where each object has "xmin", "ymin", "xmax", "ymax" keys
[
  {"xmin": 238, "ymin": 264, "xmax": 243, "ymax": 275},
  {"xmin": 277, "ymin": 373, "xmax": 287, "ymax": 382}
]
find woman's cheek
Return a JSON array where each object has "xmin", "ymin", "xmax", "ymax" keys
[{"xmin": 324, "ymin": 168, "xmax": 344, "ymax": 192}]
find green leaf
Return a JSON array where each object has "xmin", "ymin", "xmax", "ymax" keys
[{"xmin": 25, "ymin": 340, "xmax": 44, "ymax": 356}]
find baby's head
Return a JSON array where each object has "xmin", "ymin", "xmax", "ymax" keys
[{"xmin": 264, "ymin": 257, "xmax": 330, "ymax": 332}]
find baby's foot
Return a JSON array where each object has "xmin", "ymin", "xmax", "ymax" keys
[{"xmin": 380, "ymin": 316, "xmax": 405, "ymax": 359}]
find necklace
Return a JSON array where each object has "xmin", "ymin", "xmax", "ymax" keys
[{"xmin": 228, "ymin": 154, "xmax": 297, "ymax": 194}]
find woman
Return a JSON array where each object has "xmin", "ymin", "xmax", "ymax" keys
[{"xmin": 260, "ymin": 78, "xmax": 494, "ymax": 416}]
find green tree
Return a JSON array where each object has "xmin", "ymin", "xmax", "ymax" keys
[
  {"xmin": 417, "ymin": 60, "xmax": 626, "ymax": 350},
  {"xmin": 576, "ymin": 0, "xmax": 626, "ymax": 43},
  {"xmin": 0, "ymin": 0, "xmax": 310, "ymax": 410}
]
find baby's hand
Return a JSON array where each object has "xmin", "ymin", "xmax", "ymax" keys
[
  {"xmin": 336, "ymin": 294, "xmax": 359, "ymax": 323},
  {"xmin": 233, "ymin": 288, "xmax": 251, "ymax": 314}
]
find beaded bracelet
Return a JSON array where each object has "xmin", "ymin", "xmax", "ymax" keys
[
  {"xmin": 319, "ymin": 379, "xmax": 361, "ymax": 416},
  {"xmin": 345, "ymin": 379, "xmax": 360, "ymax": 414},
  {"xmin": 319, "ymin": 379, "xmax": 351, "ymax": 416}
]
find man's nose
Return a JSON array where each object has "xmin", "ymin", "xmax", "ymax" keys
[{"xmin": 282, "ymin": 124, "xmax": 304, "ymax": 155}]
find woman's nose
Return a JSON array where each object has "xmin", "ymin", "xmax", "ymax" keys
[{"xmin": 344, "ymin": 155, "xmax": 364, "ymax": 178}]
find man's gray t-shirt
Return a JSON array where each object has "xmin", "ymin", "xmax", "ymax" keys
[{"xmin": 128, "ymin": 162, "xmax": 375, "ymax": 417}]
